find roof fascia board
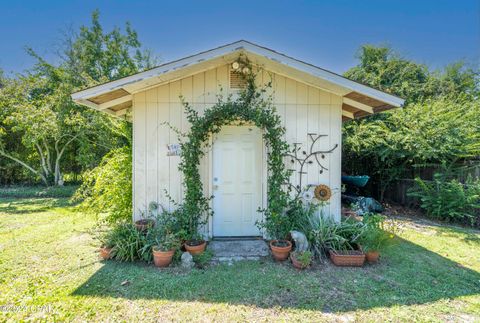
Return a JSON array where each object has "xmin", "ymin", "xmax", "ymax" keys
[
  {"xmin": 240, "ymin": 42, "xmax": 404, "ymax": 107},
  {"xmin": 72, "ymin": 43, "xmax": 247, "ymax": 100},
  {"xmin": 125, "ymin": 53, "xmax": 239, "ymax": 94}
]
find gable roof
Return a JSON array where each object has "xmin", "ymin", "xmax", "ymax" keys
[{"xmin": 71, "ymin": 40, "xmax": 404, "ymax": 120}]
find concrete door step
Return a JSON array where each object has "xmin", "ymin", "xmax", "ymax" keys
[{"xmin": 207, "ymin": 239, "xmax": 270, "ymax": 263}]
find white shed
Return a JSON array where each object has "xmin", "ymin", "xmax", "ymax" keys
[{"xmin": 72, "ymin": 40, "xmax": 403, "ymax": 238}]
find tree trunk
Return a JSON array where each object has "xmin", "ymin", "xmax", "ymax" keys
[
  {"xmin": 35, "ymin": 143, "xmax": 53, "ymax": 183},
  {"xmin": 0, "ymin": 150, "xmax": 49, "ymax": 186},
  {"xmin": 53, "ymin": 135, "xmax": 78, "ymax": 186}
]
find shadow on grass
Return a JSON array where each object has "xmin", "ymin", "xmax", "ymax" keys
[
  {"xmin": 0, "ymin": 198, "xmax": 73, "ymax": 214},
  {"xmin": 72, "ymin": 237, "xmax": 480, "ymax": 312}
]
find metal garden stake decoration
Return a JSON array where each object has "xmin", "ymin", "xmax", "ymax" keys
[{"xmin": 285, "ymin": 133, "xmax": 338, "ymax": 197}]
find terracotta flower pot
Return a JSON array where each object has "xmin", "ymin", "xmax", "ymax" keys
[
  {"xmin": 185, "ymin": 240, "xmax": 207, "ymax": 255},
  {"xmin": 290, "ymin": 253, "xmax": 310, "ymax": 269},
  {"xmin": 99, "ymin": 247, "xmax": 112, "ymax": 260},
  {"xmin": 365, "ymin": 251, "xmax": 380, "ymax": 263},
  {"xmin": 135, "ymin": 219, "xmax": 155, "ymax": 232},
  {"xmin": 152, "ymin": 248, "xmax": 175, "ymax": 267},
  {"xmin": 269, "ymin": 240, "xmax": 292, "ymax": 261}
]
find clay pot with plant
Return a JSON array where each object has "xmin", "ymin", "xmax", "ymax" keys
[
  {"xmin": 270, "ymin": 239, "xmax": 292, "ymax": 261},
  {"xmin": 98, "ymin": 230, "xmax": 116, "ymax": 260},
  {"xmin": 135, "ymin": 206, "xmax": 157, "ymax": 232},
  {"xmin": 358, "ymin": 214, "xmax": 399, "ymax": 263},
  {"xmin": 290, "ymin": 250, "xmax": 312, "ymax": 269},
  {"xmin": 99, "ymin": 246, "xmax": 113, "ymax": 260},
  {"xmin": 135, "ymin": 219, "xmax": 155, "ymax": 232},
  {"xmin": 259, "ymin": 203, "xmax": 301, "ymax": 261},
  {"xmin": 185, "ymin": 233, "xmax": 207, "ymax": 255},
  {"xmin": 152, "ymin": 233, "xmax": 180, "ymax": 267}
]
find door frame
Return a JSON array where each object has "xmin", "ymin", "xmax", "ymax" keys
[{"xmin": 207, "ymin": 124, "xmax": 267, "ymax": 238}]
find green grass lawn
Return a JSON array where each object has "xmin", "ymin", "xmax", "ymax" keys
[{"xmin": 0, "ymin": 197, "xmax": 479, "ymax": 321}]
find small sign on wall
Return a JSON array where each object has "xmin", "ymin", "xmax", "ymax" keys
[{"xmin": 166, "ymin": 143, "xmax": 181, "ymax": 156}]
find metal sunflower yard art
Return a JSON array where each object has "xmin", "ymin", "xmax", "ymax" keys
[{"xmin": 314, "ymin": 184, "xmax": 332, "ymax": 201}]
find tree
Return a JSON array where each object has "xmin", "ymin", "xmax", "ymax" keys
[
  {"xmin": 344, "ymin": 45, "xmax": 479, "ymax": 104},
  {"xmin": 342, "ymin": 45, "xmax": 480, "ymax": 200},
  {"xmin": 0, "ymin": 11, "xmax": 156, "ymax": 185}
]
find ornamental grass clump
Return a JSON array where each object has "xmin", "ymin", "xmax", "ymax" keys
[
  {"xmin": 106, "ymin": 223, "xmax": 149, "ymax": 262},
  {"xmin": 301, "ymin": 215, "xmax": 365, "ymax": 257}
]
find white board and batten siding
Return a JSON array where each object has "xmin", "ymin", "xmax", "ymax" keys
[{"xmin": 132, "ymin": 64, "xmax": 342, "ymax": 236}]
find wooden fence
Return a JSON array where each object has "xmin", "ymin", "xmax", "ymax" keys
[{"xmin": 383, "ymin": 162, "xmax": 480, "ymax": 206}]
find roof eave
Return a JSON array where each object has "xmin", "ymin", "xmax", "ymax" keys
[{"xmin": 71, "ymin": 40, "xmax": 405, "ymax": 116}]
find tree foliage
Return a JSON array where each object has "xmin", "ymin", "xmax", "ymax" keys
[
  {"xmin": 344, "ymin": 45, "xmax": 479, "ymax": 104},
  {"xmin": 74, "ymin": 146, "xmax": 132, "ymax": 224},
  {"xmin": 343, "ymin": 45, "xmax": 480, "ymax": 201},
  {"xmin": 0, "ymin": 10, "xmax": 155, "ymax": 186}
]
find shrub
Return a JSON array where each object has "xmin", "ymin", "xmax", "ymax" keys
[
  {"xmin": 409, "ymin": 174, "xmax": 480, "ymax": 226},
  {"xmin": 102, "ymin": 208, "xmax": 183, "ymax": 264},
  {"xmin": 73, "ymin": 147, "xmax": 132, "ymax": 224},
  {"xmin": 98, "ymin": 228, "xmax": 117, "ymax": 249},
  {"xmin": 300, "ymin": 213, "xmax": 401, "ymax": 258}
]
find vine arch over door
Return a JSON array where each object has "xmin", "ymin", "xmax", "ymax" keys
[{"xmin": 178, "ymin": 79, "xmax": 292, "ymax": 236}]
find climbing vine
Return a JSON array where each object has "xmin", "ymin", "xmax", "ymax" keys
[{"xmin": 176, "ymin": 66, "xmax": 293, "ymax": 239}]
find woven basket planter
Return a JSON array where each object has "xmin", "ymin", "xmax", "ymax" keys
[{"xmin": 329, "ymin": 249, "xmax": 365, "ymax": 267}]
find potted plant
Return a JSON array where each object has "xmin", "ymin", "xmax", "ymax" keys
[
  {"xmin": 136, "ymin": 202, "xmax": 163, "ymax": 232},
  {"xmin": 327, "ymin": 218, "xmax": 366, "ymax": 267},
  {"xmin": 135, "ymin": 209, "xmax": 155, "ymax": 232},
  {"xmin": 269, "ymin": 239, "xmax": 292, "ymax": 261},
  {"xmin": 135, "ymin": 219, "xmax": 154, "ymax": 232},
  {"xmin": 185, "ymin": 233, "xmax": 207, "ymax": 255},
  {"xmin": 359, "ymin": 215, "xmax": 398, "ymax": 263},
  {"xmin": 258, "ymin": 205, "xmax": 298, "ymax": 261},
  {"xmin": 152, "ymin": 233, "xmax": 180, "ymax": 267},
  {"xmin": 99, "ymin": 245, "xmax": 113, "ymax": 260},
  {"xmin": 98, "ymin": 230, "xmax": 116, "ymax": 260},
  {"xmin": 329, "ymin": 247, "xmax": 365, "ymax": 267},
  {"xmin": 290, "ymin": 250, "xmax": 312, "ymax": 269},
  {"xmin": 192, "ymin": 249, "xmax": 214, "ymax": 269}
]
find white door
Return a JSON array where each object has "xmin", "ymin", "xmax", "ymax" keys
[{"xmin": 212, "ymin": 126, "xmax": 262, "ymax": 237}]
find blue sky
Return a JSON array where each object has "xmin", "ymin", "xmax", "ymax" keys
[{"xmin": 1, "ymin": 0, "xmax": 479, "ymax": 75}]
